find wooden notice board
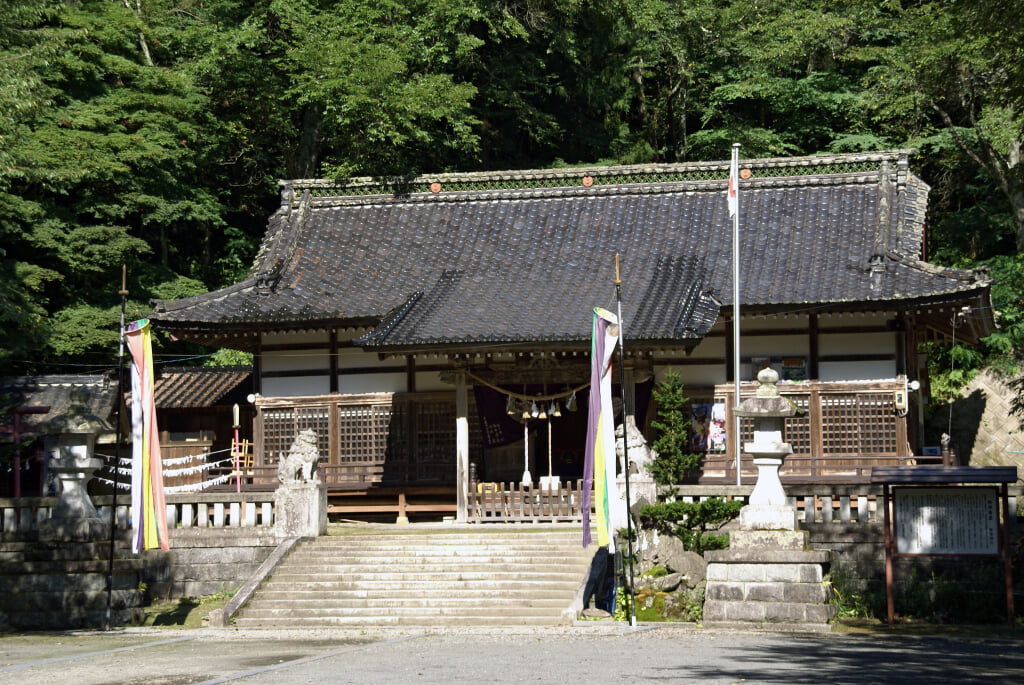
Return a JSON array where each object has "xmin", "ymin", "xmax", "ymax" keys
[{"xmin": 871, "ymin": 466, "xmax": 1016, "ymax": 627}]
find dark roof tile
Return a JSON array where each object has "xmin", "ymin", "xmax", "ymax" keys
[{"xmin": 151, "ymin": 151, "xmax": 992, "ymax": 350}]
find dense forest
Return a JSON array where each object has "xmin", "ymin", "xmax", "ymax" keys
[{"xmin": 1, "ymin": 0, "xmax": 1022, "ymax": 398}]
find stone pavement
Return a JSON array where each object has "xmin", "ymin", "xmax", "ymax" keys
[{"xmin": 1, "ymin": 624, "xmax": 1022, "ymax": 684}]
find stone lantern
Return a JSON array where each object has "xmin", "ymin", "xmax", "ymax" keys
[
  {"xmin": 37, "ymin": 390, "xmax": 113, "ymax": 541},
  {"xmin": 732, "ymin": 367, "xmax": 801, "ymax": 530},
  {"xmin": 703, "ymin": 366, "xmax": 836, "ymax": 628}
]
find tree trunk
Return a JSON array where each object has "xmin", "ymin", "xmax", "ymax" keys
[{"xmin": 295, "ymin": 104, "xmax": 324, "ymax": 179}]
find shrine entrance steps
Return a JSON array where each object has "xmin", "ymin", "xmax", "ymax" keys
[{"xmin": 232, "ymin": 525, "xmax": 596, "ymax": 627}]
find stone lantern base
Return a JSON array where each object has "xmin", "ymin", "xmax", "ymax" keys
[
  {"xmin": 703, "ymin": 529, "xmax": 836, "ymax": 630},
  {"xmin": 38, "ymin": 516, "xmax": 111, "ymax": 543}
]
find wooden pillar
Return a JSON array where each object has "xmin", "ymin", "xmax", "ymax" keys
[
  {"xmin": 406, "ymin": 356, "xmax": 416, "ymax": 393},
  {"xmin": 883, "ymin": 483, "xmax": 894, "ymax": 625},
  {"xmin": 329, "ymin": 329, "xmax": 339, "ymax": 393},
  {"xmin": 809, "ymin": 386, "xmax": 823, "ymax": 477},
  {"xmin": 455, "ymin": 371, "xmax": 469, "ymax": 523},
  {"xmin": 253, "ymin": 334, "xmax": 263, "ymax": 395},
  {"xmin": 808, "ymin": 314, "xmax": 819, "ymax": 381}
]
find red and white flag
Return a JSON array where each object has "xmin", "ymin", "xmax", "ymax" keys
[{"xmin": 727, "ymin": 154, "xmax": 738, "ymax": 217}]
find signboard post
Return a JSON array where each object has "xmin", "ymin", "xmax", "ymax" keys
[{"xmin": 872, "ymin": 466, "xmax": 1016, "ymax": 627}]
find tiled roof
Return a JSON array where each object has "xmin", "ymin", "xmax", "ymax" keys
[
  {"xmin": 151, "ymin": 150, "xmax": 992, "ymax": 351},
  {"xmin": 0, "ymin": 375, "xmax": 117, "ymax": 436},
  {"xmin": 153, "ymin": 366, "xmax": 253, "ymax": 409}
]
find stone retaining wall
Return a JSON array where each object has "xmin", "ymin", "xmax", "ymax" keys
[
  {"xmin": 805, "ymin": 522, "xmax": 1022, "ymax": 615},
  {"xmin": 144, "ymin": 528, "xmax": 279, "ymax": 599}
]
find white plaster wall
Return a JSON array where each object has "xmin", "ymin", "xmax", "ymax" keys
[
  {"xmin": 262, "ymin": 351, "xmax": 330, "ymax": 373},
  {"xmin": 687, "ymin": 335, "xmax": 727, "ymax": 359},
  {"xmin": 819, "ymin": 361, "xmax": 897, "ymax": 381},
  {"xmin": 262, "ymin": 376, "xmax": 330, "ymax": 397},
  {"xmin": 415, "ymin": 372, "xmax": 451, "ymax": 392},
  {"xmin": 742, "ymin": 334, "xmax": 808, "ymax": 358},
  {"xmin": 337, "ymin": 373, "xmax": 407, "ymax": 394},
  {"xmin": 337, "ymin": 347, "xmax": 390, "ymax": 369},
  {"xmin": 654, "ymin": 364, "xmax": 724, "ymax": 388},
  {"xmin": 819, "ymin": 331, "xmax": 894, "ymax": 356}
]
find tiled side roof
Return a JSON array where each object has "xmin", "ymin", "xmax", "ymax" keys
[
  {"xmin": 150, "ymin": 150, "xmax": 992, "ymax": 350},
  {"xmin": 0, "ymin": 375, "xmax": 117, "ymax": 435},
  {"xmin": 153, "ymin": 366, "xmax": 253, "ymax": 409}
]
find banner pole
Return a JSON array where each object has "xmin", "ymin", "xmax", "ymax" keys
[
  {"xmin": 613, "ymin": 254, "xmax": 637, "ymax": 627},
  {"xmin": 731, "ymin": 144, "xmax": 742, "ymax": 487},
  {"xmin": 105, "ymin": 265, "xmax": 129, "ymax": 630}
]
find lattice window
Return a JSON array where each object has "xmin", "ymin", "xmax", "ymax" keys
[
  {"xmin": 261, "ymin": 405, "xmax": 330, "ymax": 465},
  {"xmin": 337, "ymin": 404, "xmax": 392, "ymax": 464},
  {"xmin": 821, "ymin": 393, "xmax": 896, "ymax": 456},
  {"xmin": 784, "ymin": 394, "xmax": 812, "ymax": 455},
  {"xmin": 416, "ymin": 400, "xmax": 457, "ymax": 464},
  {"xmin": 719, "ymin": 392, "xmax": 811, "ymax": 456}
]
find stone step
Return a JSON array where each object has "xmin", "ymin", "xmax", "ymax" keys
[
  {"xmin": 246, "ymin": 597, "xmax": 569, "ymax": 609},
  {"xmin": 288, "ymin": 548, "xmax": 593, "ymax": 557},
  {"xmin": 232, "ymin": 614, "xmax": 560, "ymax": 627},
  {"xmin": 252, "ymin": 587, "xmax": 576, "ymax": 600},
  {"xmin": 263, "ymin": 570, "xmax": 583, "ymax": 583},
  {"xmin": 264, "ymin": 561, "xmax": 585, "ymax": 573},
  {"xmin": 239, "ymin": 604, "xmax": 563, "ymax": 619},
  {"xmin": 236, "ymin": 530, "xmax": 595, "ymax": 627},
  {"xmin": 310, "ymin": 536, "xmax": 586, "ymax": 547}
]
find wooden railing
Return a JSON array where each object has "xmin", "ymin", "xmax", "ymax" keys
[
  {"xmin": 698, "ymin": 379, "xmax": 916, "ymax": 483},
  {"xmin": 0, "ymin": 493, "xmax": 278, "ymax": 534},
  {"xmin": 3, "ymin": 482, "xmax": 1016, "ymax": 533},
  {"xmin": 201, "ymin": 463, "xmax": 456, "ymax": 492},
  {"xmin": 468, "ymin": 480, "xmax": 588, "ymax": 523}
]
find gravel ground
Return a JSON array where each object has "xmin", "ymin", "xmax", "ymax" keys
[{"xmin": 2, "ymin": 624, "xmax": 1023, "ymax": 685}]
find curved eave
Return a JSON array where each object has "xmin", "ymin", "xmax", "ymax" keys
[{"xmin": 358, "ymin": 334, "xmax": 707, "ymax": 357}]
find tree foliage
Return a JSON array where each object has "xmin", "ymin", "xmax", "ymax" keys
[
  {"xmin": 648, "ymin": 371, "xmax": 701, "ymax": 484},
  {"xmin": 0, "ymin": 0, "xmax": 1021, "ymax": 390}
]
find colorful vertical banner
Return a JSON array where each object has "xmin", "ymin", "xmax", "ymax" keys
[
  {"xmin": 583, "ymin": 307, "xmax": 619, "ymax": 550},
  {"xmin": 125, "ymin": 319, "xmax": 169, "ymax": 552}
]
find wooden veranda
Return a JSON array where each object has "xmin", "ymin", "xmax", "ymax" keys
[{"xmin": 189, "ymin": 378, "xmax": 935, "ymax": 521}]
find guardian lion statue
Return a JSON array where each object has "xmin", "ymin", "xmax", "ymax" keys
[
  {"xmin": 615, "ymin": 420, "xmax": 655, "ymax": 479},
  {"xmin": 278, "ymin": 429, "xmax": 320, "ymax": 484}
]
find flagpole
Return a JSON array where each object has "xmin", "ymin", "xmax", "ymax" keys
[
  {"xmin": 613, "ymin": 254, "xmax": 637, "ymax": 628},
  {"xmin": 731, "ymin": 143, "xmax": 742, "ymax": 487},
  {"xmin": 105, "ymin": 265, "xmax": 129, "ymax": 631}
]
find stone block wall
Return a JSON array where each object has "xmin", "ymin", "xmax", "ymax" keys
[
  {"xmin": 0, "ymin": 526, "xmax": 279, "ymax": 630},
  {"xmin": 805, "ymin": 522, "xmax": 1021, "ymax": 615},
  {"xmin": 144, "ymin": 528, "xmax": 279, "ymax": 599}
]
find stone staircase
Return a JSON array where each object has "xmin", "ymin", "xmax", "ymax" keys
[{"xmin": 233, "ymin": 527, "xmax": 596, "ymax": 627}]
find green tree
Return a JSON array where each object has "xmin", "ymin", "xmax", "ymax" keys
[
  {"xmin": 640, "ymin": 372, "xmax": 742, "ymax": 554},
  {"xmin": 0, "ymin": 0, "xmax": 223, "ymax": 372},
  {"xmin": 867, "ymin": 1, "xmax": 1024, "ymax": 250}
]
